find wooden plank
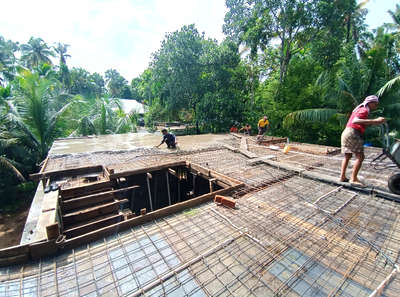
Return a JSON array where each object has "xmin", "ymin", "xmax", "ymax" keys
[
  {"xmin": 64, "ymin": 214, "xmax": 124, "ymax": 238},
  {"xmin": 29, "ymin": 240, "xmax": 58, "ymax": 260},
  {"xmin": 109, "ymin": 161, "xmax": 187, "ymax": 179},
  {"xmin": 0, "ymin": 254, "xmax": 29, "ymax": 267},
  {"xmin": 0, "ymin": 244, "xmax": 30, "ymax": 258},
  {"xmin": 238, "ymin": 149, "xmax": 258, "ymax": 159},
  {"xmin": 62, "ymin": 185, "xmax": 139, "ymax": 212},
  {"xmin": 230, "ymin": 133, "xmax": 242, "ymax": 139},
  {"xmin": 188, "ymin": 168, "xmax": 230, "ymax": 188},
  {"xmin": 30, "ymin": 165, "xmax": 103, "ymax": 181},
  {"xmin": 33, "ymin": 190, "xmax": 59, "ymax": 243},
  {"xmin": 39, "ymin": 157, "xmax": 49, "ymax": 174},
  {"xmin": 223, "ymin": 144, "xmax": 239, "ymax": 152},
  {"xmin": 62, "ymin": 183, "xmax": 244, "ymax": 250},
  {"xmin": 60, "ymin": 180, "xmax": 115, "ymax": 199},
  {"xmin": 63, "ymin": 192, "xmax": 114, "ymax": 212},
  {"xmin": 240, "ymin": 137, "xmax": 248, "ymax": 151},
  {"xmin": 62, "ymin": 201, "xmax": 120, "ymax": 225},
  {"xmin": 187, "ymin": 162, "xmax": 242, "ymax": 185}
]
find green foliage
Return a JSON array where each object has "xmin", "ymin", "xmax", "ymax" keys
[
  {"xmin": 224, "ymin": 0, "xmax": 358, "ymax": 81},
  {"xmin": 149, "ymin": 25, "xmax": 248, "ymax": 132},
  {"xmin": 20, "ymin": 37, "xmax": 55, "ymax": 69},
  {"xmin": 105, "ymin": 69, "xmax": 131, "ymax": 98},
  {"xmin": 70, "ymin": 68, "xmax": 105, "ymax": 98},
  {"xmin": 1, "ymin": 2, "xmax": 400, "ymax": 210}
]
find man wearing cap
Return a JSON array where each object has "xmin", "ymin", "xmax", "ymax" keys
[{"xmin": 340, "ymin": 95, "xmax": 385, "ymax": 186}]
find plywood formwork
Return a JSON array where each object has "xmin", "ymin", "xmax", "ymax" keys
[
  {"xmin": 1, "ymin": 168, "xmax": 400, "ymax": 296},
  {"xmin": 1, "ymin": 134, "xmax": 400, "ymax": 296}
]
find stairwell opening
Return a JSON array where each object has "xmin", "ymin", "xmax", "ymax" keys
[{"xmin": 119, "ymin": 165, "xmax": 224, "ymax": 215}]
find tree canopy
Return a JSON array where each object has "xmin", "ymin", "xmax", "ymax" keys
[{"xmin": 0, "ymin": 1, "xmax": 400, "ymax": 210}]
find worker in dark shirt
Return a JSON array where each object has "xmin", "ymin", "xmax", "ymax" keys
[{"xmin": 155, "ymin": 129, "xmax": 177, "ymax": 149}]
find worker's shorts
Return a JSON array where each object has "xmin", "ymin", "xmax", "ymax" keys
[
  {"xmin": 166, "ymin": 141, "xmax": 176, "ymax": 149},
  {"xmin": 258, "ymin": 127, "xmax": 266, "ymax": 135},
  {"xmin": 341, "ymin": 127, "xmax": 364, "ymax": 154}
]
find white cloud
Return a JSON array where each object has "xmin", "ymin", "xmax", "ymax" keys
[{"xmin": 1, "ymin": 0, "xmax": 227, "ymax": 81}]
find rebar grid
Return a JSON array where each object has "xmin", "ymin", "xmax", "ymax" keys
[
  {"xmin": 2, "ymin": 144, "xmax": 400, "ymax": 296},
  {"xmin": 275, "ymin": 149, "xmax": 398, "ymax": 192},
  {"xmin": 210, "ymin": 165, "xmax": 400, "ymax": 296}
]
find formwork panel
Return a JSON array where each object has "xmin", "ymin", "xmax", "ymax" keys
[{"xmin": 2, "ymin": 140, "xmax": 400, "ymax": 296}]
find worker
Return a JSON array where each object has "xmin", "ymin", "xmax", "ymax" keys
[
  {"xmin": 239, "ymin": 124, "xmax": 252, "ymax": 135},
  {"xmin": 155, "ymin": 129, "xmax": 177, "ymax": 149},
  {"xmin": 340, "ymin": 95, "xmax": 385, "ymax": 186},
  {"xmin": 230, "ymin": 125, "xmax": 238, "ymax": 133},
  {"xmin": 257, "ymin": 115, "xmax": 270, "ymax": 140}
]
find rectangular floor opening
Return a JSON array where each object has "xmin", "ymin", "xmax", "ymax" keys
[{"xmin": 118, "ymin": 165, "xmax": 223, "ymax": 215}]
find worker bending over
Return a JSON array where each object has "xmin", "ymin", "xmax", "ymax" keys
[{"xmin": 156, "ymin": 129, "xmax": 177, "ymax": 149}]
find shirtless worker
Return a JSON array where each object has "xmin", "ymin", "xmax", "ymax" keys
[
  {"xmin": 340, "ymin": 95, "xmax": 385, "ymax": 187},
  {"xmin": 155, "ymin": 129, "xmax": 177, "ymax": 149}
]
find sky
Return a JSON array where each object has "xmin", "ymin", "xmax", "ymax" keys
[{"xmin": 0, "ymin": 0, "xmax": 397, "ymax": 82}]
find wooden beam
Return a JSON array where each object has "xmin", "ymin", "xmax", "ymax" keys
[
  {"xmin": 39, "ymin": 157, "xmax": 49, "ymax": 174},
  {"xmin": 63, "ymin": 214, "xmax": 123, "ymax": 238},
  {"xmin": 187, "ymin": 168, "xmax": 230, "ymax": 189},
  {"xmin": 62, "ymin": 183, "xmax": 244, "ymax": 250},
  {"xmin": 62, "ymin": 201, "xmax": 120, "ymax": 225},
  {"xmin": 130, "ymin": 187, "xmax": 136, "ymax": 211},
  {"xmin": 0, "ymin": 182, "xmax": 245, "ymax": 266},
  {"xmin": 109, "ymin": 161, "xmax": 186, "ymax": 179},
  {"xmin": 60, "ymin": 180, "xmax": 115, "ymax": 199},
  {"xmin": 209, "ymin": 178, "xmax": 216, "ymax": 193},
  {"xmin": 186, "ymin": 162, "xmax": 242, "ymax": 186},
  {"xmin": 62, "ymin": 185, "xmax": 139, "ymax": 212},
  {"xmin": 240, "ymin": 137, "xmax": 248, "ymax": 151},
  {"xmin": 0, "ymin": 244, "xmax": 30, "ymax": 258},
  {"xmin": 30, "ymin": 165, "xmax": 103, "ymax": 181},
  {"xmin": 63, "ymin": 192, "xmax": 114, "ymax": 212}
]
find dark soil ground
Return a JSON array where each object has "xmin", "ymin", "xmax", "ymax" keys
[{"xmin": 0, "ymin": 206, "xmax": 30, "ymax": 249}]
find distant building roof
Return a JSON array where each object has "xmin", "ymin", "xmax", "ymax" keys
[{"xmin": 118, "ymin": 99, "xmax": 147, "ymax": 114}]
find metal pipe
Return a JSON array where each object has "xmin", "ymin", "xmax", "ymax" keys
[
  {"xmin": 192, "ymin": 173, "xmax": 197, "ymax": 196},
  {"xmin": 166, "ymin": 171, "xmax": 171, "ymax": 206},
  {"xmin": 146, "ymin": 175, "xmax": 153, "ymax": 211}
]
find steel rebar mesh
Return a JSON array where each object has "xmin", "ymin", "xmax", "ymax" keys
[{"xmin": 2, "ymin": 146, "xmax": 400, "ymax": 296}]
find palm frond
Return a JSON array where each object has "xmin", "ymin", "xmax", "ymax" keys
[
  {"xmin": 0, "ymin": 156, "xmax": 26, "ymax": 181},
  {"xmin": 45, "ymin": 101, "xmax": 74, "ymax": 139},
  {"xmin": 284, "ymin": 108, "xmax": 339, "ymax": 127},
  {"xmin": 377, "ymin": 75, "xmax": 400, "ymax": 97}
]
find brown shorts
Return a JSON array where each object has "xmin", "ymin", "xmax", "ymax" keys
[{"xmin": 341, "ymin": 127, "xmax": 364, "ymax": 154}]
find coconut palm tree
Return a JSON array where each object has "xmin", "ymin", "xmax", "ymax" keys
[
  {"xmin": 53, "ymin": 43, "xmax": 71, "ymax": 65},
  {"xmin": 72, "ymin": 96, "xmax": 136, "ymax": 136},
  {"xmin": 0, "ymin": 37, "xmax": 18, "ymax": 85},
  {"xmin": 20, "ymin": 37, "xmax": 55, "ymax": 70},
  {"xmin": 378, "ymin": 4, "xmax": 400, "ymax": 95},
  {"xmin": 6, "ymin": 69, "xmax": 74, "ymax": 159}
]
